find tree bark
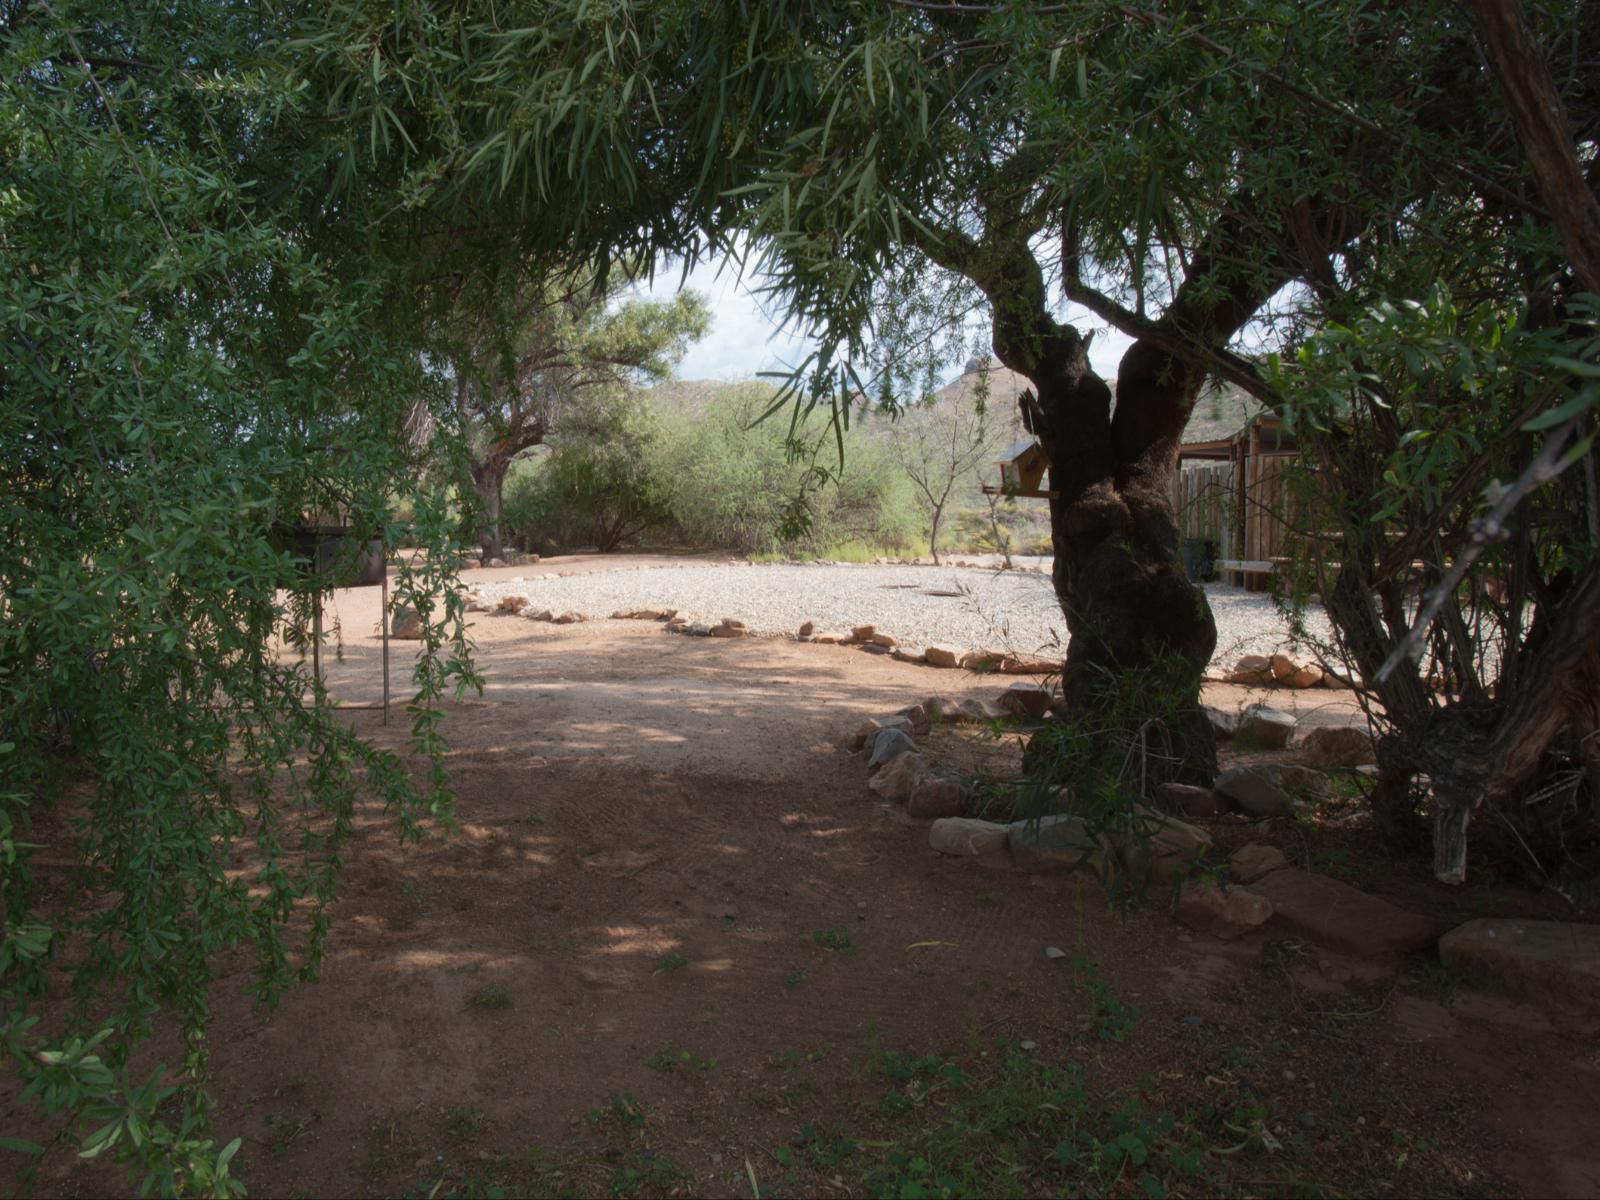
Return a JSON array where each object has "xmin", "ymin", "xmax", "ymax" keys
[{"xmin": 470, "ymin": 454, "xmax": 510, "ymax": 561}]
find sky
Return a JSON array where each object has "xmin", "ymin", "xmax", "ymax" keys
[{"xmin": 635, "ymin": 255, "xmax": 1134, "ymax": 385}]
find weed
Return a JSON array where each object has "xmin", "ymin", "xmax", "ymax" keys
[
  {"xmin": 646, "ymin": 1045, "xmax": 714, "ymax": 1072},
  {"xmin": 767, "ymin": 1043, "xmax": 832, "ymax": 1070},
  {"xmin": 585, "ymin": 1092, "xmax": 646, "ymax": 1132},
  {"xmin": 466, "ymin": 985, "xmax": 514, "ymax": 1012},
  {"xmin": 1068, "ymin": 955, "xmax": 1139, "ymax": 1042},
  {"xmin": 812, "ymin": 926, "xmax": 855, "ymax": 954},
  {"xmin": 608, "ymin": 1153, "xmax": 686, "ymax": 1197},
  {"xmin": 653, "ymin": 951, "xmax": 689, "ymax": 974},
  {"xmin": 781, "ymin": 969, "xmax": 808, "ymax": 989},
  {"xmin": 441, "ymin": 1106, "xmax": 490, "ymax": 1143}
]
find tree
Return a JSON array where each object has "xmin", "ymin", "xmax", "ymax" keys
[
  {"xmin": 437, "ymin": 271, "xmax": 707, "ymax": 561},
  {"xmin": 884, "ymin": 373, "xmax": 1008, "ymax": 565}
]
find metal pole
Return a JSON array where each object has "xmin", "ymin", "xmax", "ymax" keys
[{"xmin": 381, "ymin": 556, "xmax": 390, "ymax": 726}]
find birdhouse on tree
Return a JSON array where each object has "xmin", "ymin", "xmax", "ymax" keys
[{"xmin": 984, "ymin": 439, "xmax": 1054, "ymax": 499}]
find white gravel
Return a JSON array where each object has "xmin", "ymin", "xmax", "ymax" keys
[{"xmin": 474, "ymin": 561, "xmax": 1334, "ymax": 671}]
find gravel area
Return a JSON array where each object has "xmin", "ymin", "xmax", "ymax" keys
[{"xmin": 473, "ymin": 561, "xmax": 1334, "ymax": 670}]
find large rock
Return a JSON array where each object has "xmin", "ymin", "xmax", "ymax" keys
[
  {"xmin": 892, "ymin": 646, "xmax": 927, "ymax": 665},
  {"xmin": 1203, "ymin": 706, "xmax": 1237, "ymax": 740},
  {"xmin": 957, "ymin": 697, "xmax": 1010, "ymax": 724},
  {"xmin": 866, "ymin": 727, "xmax": 918, "ymax": 770},
  {"xmin": 1438, "ymin": 919, "xmax": 1600, "ymax": 1018},
  {"xmin": 1295, "ymin": 724, "xmax": 1377, "ymax": 769},
  {"xmin": 868, "ymin": 751, "xmax": 928, "ymax": 801},
  {"xmin": 923, "ymin": 645, "xmax": 961, "ymax": 669},
  {"xmin": 1235, "ymin": 704, "xmax": 1297, "ymax": 749},
  {"xmin": 998, "ymin": 683, "xmax": 1053, "ymax": 719},
  {"xmin": 908, "ymin": 771, "xmax": 967, "ymax": 819},
  {"xmin": 1000, "ymin": 655, "xmax": 1057, "ymax": 675},
  {"xmin": 929, "ymin": 817, "xmax": 1008, "ymax": 857},
  {"xmin": 1249, "ymin": 868, "xmax": 1444, "ymax": 957},
  {"xmin": 1214, "ymin": 766, "xmax": 1292, "ymax": 817},
  {"xmin": 1152, "ymin": 782, "xmax": 1229, "ymax": 820},
  {"xmin": 1290, "ymin": 665, "xmax": 1325, "ymax": 688},
  {"xmin": 1274, "ymin": 764, "xmax": 1333, "ymax": 802},
  {"xmin": 850, "ymin": 714, "xmax": 912, "ymax": 751},
  {"xmin": 960, "ymin": 649, "xmax": 1005, "ymax": 671},
  {"xmin": 525, "ymin": 608, "xmax": 554, "ymax": 622},
  {"xmin": 850, "ymin": 624, "xmax": 876, "ymax": 644},
  {"xmin": 390, "ymin": 606, "xmax": 423, "ymax": 640},
  {"xmin": 1008, "ymin": 815, "xmax": 1107, "ymax": 873},
  {"xmin": 870, "ymin": 632, "xmax": 897, "ymax": 648},
  {"xmin": 1175, "ymin": 879, "xmax": 1274, "ymax": 939},
  {"xmin": 1227, "ymin": 655, "xmax": 1272, "ymax": 684},
  {"xmin": 1227, "ymin": 843, "xmax": 1289, "ymax": 882},
  {"xmin": 1269, "ymin": 652, "xmax": 1297, "ymax": 681},
  {"xmin": 797, "ymin": 620, "xmax": 816, "ymax": 638},
  {"xmin": 498, "ymin": 594, "xmax": 530, "ymax": 613}
]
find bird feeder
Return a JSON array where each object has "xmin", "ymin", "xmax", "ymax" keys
[{"xmin": 983, "ymin": 439, "xmax": 1055, "ymax": 500}]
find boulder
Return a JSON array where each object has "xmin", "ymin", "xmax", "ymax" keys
[
  {"xmin": 1234, "ymin": 654, "xmax": 1271, "ymax": 676},
  {"xmin": 923, "ymin": 645, "xmax": 961, "ymax": 669},
  {"xmin": 929, "ymin": 817, "xmax": 1009, "ymax": 858},
  {"xmin": 870, "ymin": 632, "xmax": 897, "ymax": 648},
  {"xmin": 525, "ymin": 608, "xmax": 554, "ymax": 622},
  {"xmin": 1250, "ymin": 868, "xmax": 1444, "ymax": 957},
  {"xmin": 891, "ymin": 646, "xmax": 927, "ymax": 664},
  {"xmin": 798, "ymin": 621, "xmax": 816, "ymax": 639},
  {"xmin": 498, "ymin": 594, "xmax": 530, "ymax": 613},
  {"xmin": 866, "ymin": 728, "xmax": 918, "ymax": 770},
  {"xmin": 1270, "ymin": 652, "xmax": 1297, "ymax": 681},
  {"xmin": 850, "ymin": 624, "xmax": 877, "ymax": 644},
  {"xmin": 1214, "ymin": 766, "xmax": 1291, "ymax": 817},
  {"xmin": 1008, "ymin": 814, "xmax": 1107, "ymax": 873},
  {"xmin": 1152, "ymin": 782, "xmax": 1229, "ymax": 820},
  {"xmin": 686, "ymin": 622, "xmax": 713, "ymax": 636},
  {"xmin": 390, "ymin": 606, "xmax": 423, "ymax": 640},
  {"xmin": 957, "ymin": 697, "xmax": 1010, "ymax": 724},
  {"xmin": 1295, "ymin": 724, "xmax": 1376, "ymax": 769},
  {"xmin": 552, "ymin": 611, "xmax": 586, "ymax": 625},
  {"xmin": 1175, "ymin": 879, "xmax": 1274, "ymax": 939},
  {"xmin": 1227, "ymin": 843, "xmax": 1289, "ymax": 882},
  {"xmin": 1290, "ymin": 665, "xmax": 1325, "ymax": 688},
  {"xmin": 850, "ymin": 714, "xmax": 912, "ymax": 751},
  {"xmin": 868, "ymin": 751, "xmax": 928, "ymax": 801},
  {"xmin": 960, "ymin": 649, "xmax": 1005, "ymax": 671},
  {"xmin": 998, "ymin": 683, "xmax": 1053, "ymax": 718},
  {"xmin": 908, "ymin": 771, "xmax": 967, "ymax": 819},
  {"xmin": 1438, "ymin": 919, "xmax": 1600, "ymax": 1018},
  {"xmin": 1274, "ymin": 764, "xmax": 1333, "ymax": 802},
  {"xmin": 1235, "ymin": 704, "xmax": 1297, "ymax": 749}
]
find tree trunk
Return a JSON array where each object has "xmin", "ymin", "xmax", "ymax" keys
[
  {"xmin": 470, "ymin": 455, "xmax": 509, "ymax": 562},
  {"xmin": 928, "ymin": 504, "xmax": 943, "ymax": 565},
  {"xmin": 1013, "ymin": 333, "xmax": 1219, "ymax": 787}
]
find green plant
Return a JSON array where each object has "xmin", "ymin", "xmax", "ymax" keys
[
  {"xmin": 811, "ymin": 927, "xmax": 855, "ymax": 954},
  {"xmin": 653, "ymin": 952, "xmax": 689, "ymax": 974},
  {"xmin": 466, "ymin": 986, "xmax": 514, "ymax": 1012},
  {"xmin": 646, "ymin": 1045, "xmax": 714, "ymax": 1072},
  {"xmin": 1068, "ymin": 956, "xmax": 1140, "ymax": 1043},
  {"xmin": 586, "ymin": 1093, "xmax": 646, "ymax": 1133},
  {"xmin": 781, "ymin": 969, "xmax": 808, "ymax": 989}
]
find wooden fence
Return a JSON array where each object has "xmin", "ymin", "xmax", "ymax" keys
[{"xmin": 1171, "ymin": 453, "xmax": 1298, "ymax": 584}]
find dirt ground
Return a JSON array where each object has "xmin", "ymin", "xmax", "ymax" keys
[{"xmin": 15, "ymin": 557, "xmax": 1599, "ymax": 1199}]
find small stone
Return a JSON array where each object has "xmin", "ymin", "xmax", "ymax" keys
[
  {"xmin": 958, "ymin": 697, "xmax": 1010, "ymax": 723},
  {"xmin": 486, "ymin": 557, "xmax": 507, "ymax": 568},
  {"xmin": 1175, "ymin": 879, "xmax": 1274, "ymax": 939},
  {"xmin": 498, "ymin": 594, "xmax": 530, "ymax": 613},
  {"xmin": 859, "ymin": 642, "xmax": 891, "ymax": 655},
  {"xmin": 1214, "ymin": 766, "xmax": 1291, "ymax": 817},
  {"xmin": 850, "ymin": 715, "xmax": 911, "ymax": 751},
  {"xmin": 1203, "ymin": 706, "xmax": 1237, "ymax": 739},
  {"xmin": 1117, "ymin": 808, "xmax": 1213, "ymax": 883},
  {"xmin": 1275, "ymin": 764, "xmax": 1332, "ymax": 802},
  {"xmin": 908, "ymin": 771, "xmax": 967, "ymax": 819},
  {"xmin": 1235, "ymin": 704, "xmax": 1297, "ymax": 750},
  {"xmin": 870, "ymin": 632, "xmax": 897, "ymax": 648},
  {"xmin": 390, "ymin": 606, "xmax": 423, "ymax": 639},
  {"xmin": 524, "ymin": 608, "xmax": 554, "ymax": 622},
  {"xmin": 1290, "ymin": 665, "xmax": 1325, "ymax": 688},
  {"xmin": 923, "ymin": 645, "xmax": 961, "ymax": 669},
  {"xmin": 868, "ymin": 751, "xmax": 928, "ymax": 801},
  {"xmin": 1019, "ymin": 1040, "xmax": 1038, "ymax": 1051},
  {"xmin": 1000, "ymin": 655, "xmax": 1057, "ymax": 675},
  {"xmin": 798, "ymin": 621, "xmax": 816, "ymax": 638},
  {"xmin": 719, "ymin": 617, "xmax": 747, "ymax": 630},
  {"xmin": 814, "ymin": 632, "xmax": 843, "ymax": 644},
  {"xmin": 552, "ymin": 611, "xmax": 586, "ymax": 625},
  {"xmin": 891, "ymin": 646, "xmax": 927, "ymax": 664},
  {"xmin": 896, "ymin": 704, "xmax": 932, "ymax": 736},
  {"xmin": 1153, "ymin": 782, "xmax": 1229, "ymax": 820},
  {"xmin": 1295, "ymin": 725, "xmax": 1376, "ymax": 769},
  {"xmin": 960, "ymin": 649, "xmax": 1005, "ymax": 671},
  {"xmin": 850, "ymin": 624, "xmax": 876, "ymax": 644},
  {"xmin": 459, "ymin": 557, "xmax": 481, "ymax": 570},
  {"xmin": 1044, "ymin": 945, "xmax": 1067, "ymax": 960},
  {"xmin": 1228, "ymin": 843, "xmax": 1289, "ymax": 882},
  {"xmin": 1270, "ymin": 653, "xmax": 1297, "ymax": 681},
  {"xmin": 998, "ymin": 683, "xmax": 1052, "ymax": 719},
  {"xmin": 710, "ymin": 623, "xmax": 745, "ymax": 638},
  {"xmin": 867, "ymin": 728, "xmax": 918, "ymax": 770},
  {"xmin": 686, "ymin": 622, "xmax": 714, "ymax": 636},
  {"xmin": 1235, "ymin": 654, "xmax": 1271, "ymax": 675},
  {"xmin": 1008, "ymin": 814, "xmax": 1106, "ymax": 873},
  {"xmin": 929, "ymin": 817, "xmax": 1011, "ymax": 858}
]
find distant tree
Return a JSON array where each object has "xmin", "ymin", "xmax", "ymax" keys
[
  {"xmin": 437, "ymin": 272, "xmax": 707, "ymax": 561},
  {"xmin": 886, "ymin": 383, "xmax": 1006, "ymax": 565}
]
